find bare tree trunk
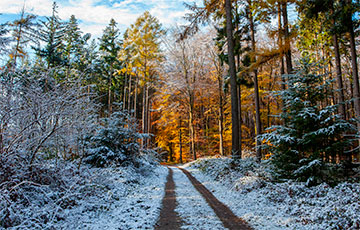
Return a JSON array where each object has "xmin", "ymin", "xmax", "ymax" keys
[
  {"xmin": 238, "ymin": 84, "xmax": 242, "ymax": 155},
  {"xmin": 134, "ymin": 75, "xmax": 139, "ymax": 118},
  {"xmin": 127, "ymin": 74, "xmax": 132, "ymax": 112},
  {"xmin": 108, "ymin": 73, "xmax": 112, "ymax": 116},
  {"xmin": 123, "ymin": 65, "xmax": 128, "ymax": 110},
  {"xmin": 346, "ymin": 1, "xmax": 360, "ymax": 162},
  {"xmin": 281, "ymin": 0, "xmax": 293, "ymax": 74},
  {"xmin": 218, "ymin": 75, "xmax": 225, "ymax": 156},
  {"xmin": 179, "ymin": 118, "xmax": 183, "ymax": 163},
  {"xmin": 189, "ymin": 93, "xmax": 196, "ymax": 160},
  {"xmin": 225, "ymin": 0, "xmax": 241, "ymax": 158},
  {"xmin": 332, "ymin": 33, "xmax": 346, "ymax": 119},
  {"xmin": 169, "ymin": 143, "xmax": 174, "ymax": 162},
  {"xmin": 141, "ymin": 85, "xmax": 146, "ymax": 148},
  {"xmin": 278, "ymin": 2, "xmax": 286, "ymax": 91},
  {"xmin": 248, "ymin": 1, "xmax": 262, "ymax": 161},
  {"xmin": 146, "ymin": 87, "xmax": 151, "ymax": 147}
]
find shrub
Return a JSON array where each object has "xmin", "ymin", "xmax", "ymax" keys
[{"xmin": 84, "ymin": 111, "xmax": 145, "ymax": 167}]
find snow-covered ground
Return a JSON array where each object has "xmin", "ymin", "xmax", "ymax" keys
[
  {"xmin": 183, "ymin": 157, "xmax": 360, "ymax": 230},
  {"xmin": 172, "ymin": 167, "xmax": 226, "ymax": 230},
  {"xmin": 60, "ymin": 163, "xmax": 167, "ymax": 229},
  {"xmin": 0, "ymin": 159, "xmax": 167, "ymax": 230}
]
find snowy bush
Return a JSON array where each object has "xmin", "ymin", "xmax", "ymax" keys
[
  {"xmin": 0, "ymin": 68, "xmax": 99, "ymax": 229},
  {"xmin": 0, "ymin": 68, "xmax": 95, "ymax": 163},
  {"xmin": 84, "ymin": 110, "xmax": 145, "ymax": 167}
]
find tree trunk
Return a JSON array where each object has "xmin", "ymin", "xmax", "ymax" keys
[
  {"xmin": 127, "ymin": 74, "xmax": 132, "ymax": 111},
  {"xmin": 218, "ymin": 74, "xmax": 225, "ymax": 156},
  {"xmin": 108, "ymin": 73, "xmax": 112, "ymax": 116},
  {"xmin": 142, "ymin": 85, "xmax": 149, "ymax": 148},
  {"xmin": 346, "ymin": 0, "xmax": 360, "ymax": 162},
  {"xmin": 238, "ymin": 84, "xmax": 242, "ymax": 155},
  {"xmin": 225, "ymin": 0, "xmax": 241, "ymax": 158},
  {"xmin": 179, "ymin": 118, "xmax": 183, "ymax": 164},
  {"xmin": 281, "ymin": 0, "xmax": 293, "ymax": 74},
  {"xmin": 189, "ymin": 93, "xmax": 196, "ymax": 160},
  {"xmin": 123, "ymin": 65, "xmax": 128, "ymax": 110},
  {"xmin": 169, "ymin": 143, "xmax": 174, "ymax": 162},
  {"xmin": 248, "ymin": 1, "xmax": 262, "ymax": 161},
  {"xmin": 332, "ymin": 33, "xmax": 346, "ymax": 119},
  {"xmin": 134, "ymin": 75, "xmax": 139, "ymax": 118},
  {"xmin": 146, "ymin": 87, "xmax": 151, "ymax": 147},
  {"xmin": 278, "ymin": 2, "xmax": 286, "ymax": 90}
]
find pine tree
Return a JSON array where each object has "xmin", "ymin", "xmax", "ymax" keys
[
  {"xmin": 261, "ymin": 58, "xmax": 356, "ymax": 185},
  {"xmin": 34, "ymin": 2, "xmax": 66, "ymax": 69},
  {"xmin": 98, "ymin": 18, "xmax": 122, "ymax": 116},
  {"xmin": 64, "ymin": 15, "xmax": 90, "ymax": 72}
]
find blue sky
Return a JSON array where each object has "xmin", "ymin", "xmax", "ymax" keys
[{"xmin": 0, "ymin": 0, "xmax": 203, "ymax": 38}]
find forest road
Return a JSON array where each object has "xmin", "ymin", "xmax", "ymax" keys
[{"xmin": 155, "ymin": 166, "xmax": 253, "ymax": 230}]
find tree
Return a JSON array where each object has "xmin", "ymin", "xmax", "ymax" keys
[
  {"xmin": 125, "ymin": 11, "xmax": 164, "ymax": 147},
  {"xmin": 63, "ymin": 15, "xmax": 91, "ymax": 74},
  {"xmin": 209, "ymin": 39, "xmax": 226, "ymax": 156},
  {"xmin": 281, "ymin": 0, "xmax": 293, "ymax": 74},
  {"xmin": 261, "ymin": 58, "xmax": 356, "ymax": 185},
  {"xmin": 225, "ymin": 0, "xmax": 241, "ymax": 158},
  {"xmin": 246, "ymin": 0, "xmax": 268, "ymax": 161},
  {"xmin": 297, "ymin": 0, "xmax": 346, "ymax": 120},
  {"xmin": 98, "ymin": 18, "xmax": 122, "ymax": 116},
  {"xmin": 34, "ymin": 2, "xmax": 66, "ymax": 69},
  {"xmin": 8, "ymin": 7, "xmax": 39, "ymax": 67}
]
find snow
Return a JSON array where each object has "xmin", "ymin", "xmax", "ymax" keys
[
  {"xmin": 171, "ymin": 167, "xmax": 226, "ymax": 230},
  {"xmin": 55, "ymin": 162, "xmax": 168, "ymax": 230},
  {"xmin": 0, "ymin": 159, "xmax": 168, "ymax": 230},
  {"xmin": 183, "ymin": 157, "xmax": 360, "ymax": 230}
]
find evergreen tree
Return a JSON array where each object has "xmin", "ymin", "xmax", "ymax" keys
[
  {"xmin": 261, "ymin": 58, "xmax": 356, "ymax": 185},
  {"xmin": 98, "ymin": 18, "xmax": 122, "ymax": 116},
  {"xmin": 64, "ymin": 15, "xmax": 90, "ymax": 72},
  {"xmin": 34, "ymin": 2, "xmax": 66, "ymax": 69}
]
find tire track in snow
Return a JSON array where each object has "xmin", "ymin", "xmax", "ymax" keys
[
  {"xmin": 172, "ymin": 167, "xmax": 226, "ymax": 230},
  {"xmin": 155, "ymin": 167, "xmax": 182, "ymax": 230},
  {"xmin": 178, "ymin": 167, "xmax": 253, "ymax": 230}
]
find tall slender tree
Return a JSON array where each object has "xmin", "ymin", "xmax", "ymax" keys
[
  {"xmin": 8, "ymin": 7, "xmax": 39, "ymax": 67},
  {"xmin": 34, "ymin": 2, "xmax": 66, "ymax": 69},
  {"xmin": 225, "ymin": 0, "xmax": 241, "ymax": 158},
  {"xmin": 99, "ymin": 18, "xmax": 121, "ymax": 116}
]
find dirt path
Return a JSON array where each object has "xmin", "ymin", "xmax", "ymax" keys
[
  {"xmin": 156, "ymin": 166, "xmax": 253, "ymax": 230},
  {"xmin": 178, "ymin": 167, "xmax": 252, "ymax": 230},
  {"xmin": 154, "ymin": 167, "xmax": 182, "ymax": 230}
]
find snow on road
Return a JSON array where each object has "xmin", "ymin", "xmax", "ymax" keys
[{"xmin": 172, "ymin": 167, "xmax": 227, "ymax": 230}]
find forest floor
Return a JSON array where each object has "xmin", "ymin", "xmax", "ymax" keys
[{"xmin": 2, "ymin": 157, "xmax": 359, "ymax": 229}]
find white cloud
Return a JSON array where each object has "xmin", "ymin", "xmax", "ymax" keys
[{"xmin": 1, "ymin": 0, "xmax": 204, "ymax": 38}]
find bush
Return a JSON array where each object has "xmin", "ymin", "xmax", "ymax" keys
[{"xmin": 84, "ymin": 111, "xmax": 145, "ymax": 167}]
